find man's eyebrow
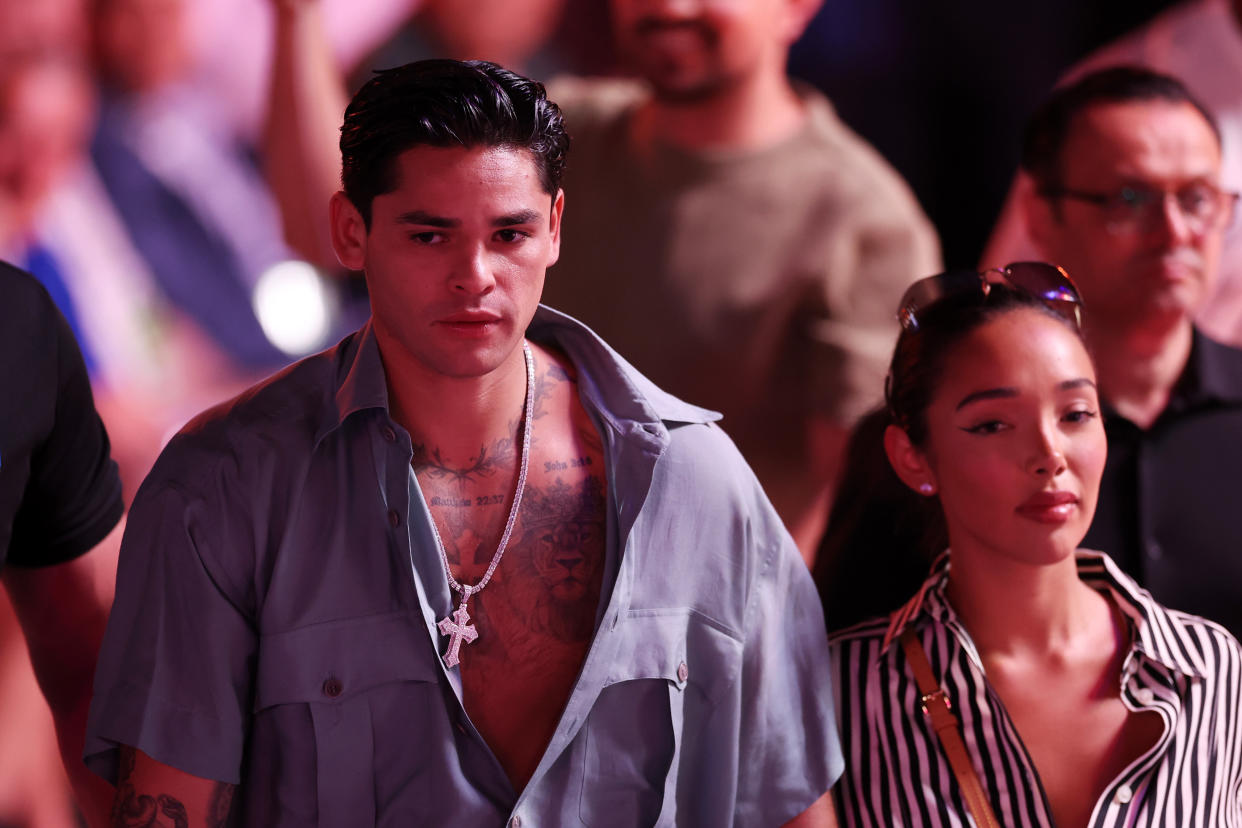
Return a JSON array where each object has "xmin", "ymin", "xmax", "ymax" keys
[
  {"xmin": 494, "ymin": 209, "xmax": 542, "ymax": 226},
  {"xmin": 1059, "ymin": 378, "xmax": 1097, "ymax": 392},
  {"xmin": 396, "ymin": 211, "xmax": 459, "ymax": 228}
]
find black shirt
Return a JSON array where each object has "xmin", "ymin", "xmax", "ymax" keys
[
  {"xmin": 0, "ymin": 262, "xmax": 123, "ymax": 568},
  {"xmin": 1085, "ymin": 328, "xmax": 1242, "ymax": 637}
]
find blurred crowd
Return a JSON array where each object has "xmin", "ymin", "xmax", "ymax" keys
[{"xmin": 3, "ymin": 0, "xmax": 1242, "ymax": 823}]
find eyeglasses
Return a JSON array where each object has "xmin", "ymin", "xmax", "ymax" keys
[
  {"xmin": 896, "ymin": 261, "xmax": 1082, "ymax": 333},
  {"xmin": 1043, "ymin": 183, "xmax": 1240, "ymax": 235}
]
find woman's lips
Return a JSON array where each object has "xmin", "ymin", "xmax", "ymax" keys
[{"xmin": 1016, "ymin": 490, "xmax": 1079, "ymax": 524}]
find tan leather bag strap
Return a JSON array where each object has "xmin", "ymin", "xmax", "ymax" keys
[{"xmin": 900, "ymin": 628, "xmax": 1001, "ymax": 828}]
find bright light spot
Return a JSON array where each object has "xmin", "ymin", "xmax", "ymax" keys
[{"xmin": 252, "ymin": 260, "xmax": 333, "ymax": 356}]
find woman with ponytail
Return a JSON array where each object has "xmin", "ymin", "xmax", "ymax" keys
[{"xmin": 823, "ymin": 263, "xmax": 1242, "ymax": 828}]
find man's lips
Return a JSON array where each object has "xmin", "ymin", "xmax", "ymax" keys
[
  {"xmin": 435, "ymin": 312, "xmax": 503, "ymax": 338},
  {"xmin": 438, "ymin": 311, "xmax": 501, "ymax": 324},
  {"xmin": 1016, "ymin": 490, "xmax": 1079, "ymax": 524}
]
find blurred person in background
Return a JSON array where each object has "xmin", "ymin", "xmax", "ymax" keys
[
  {"xmin": 1016, "ymin": 67, "xmax": 1242, "ymax": 638},
  {"xmin": 0, "ymin": 45, "xmax": 234, "ymax": 828},
  {"xmin": 0, "ymin": 51, "xmax": 248, "ymax": 500},
  {"xmin": 541, "ymin": 0, "xmax": 942, "ymax": 560},
  {"xmin": 985, "ymin": 0, "xmax": 1242, "ymax": 345},
  {"xmin": 88, "ymin": 0, "xmax": 349, "ymax": 377}
]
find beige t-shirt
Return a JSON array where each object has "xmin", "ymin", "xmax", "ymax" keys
[{"xmin": 544, "ymin": 76, "xmax": 941, "ymax": 519}]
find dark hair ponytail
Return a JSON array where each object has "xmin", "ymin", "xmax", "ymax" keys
[{"xmin": 812, "ymin": 406, "xmax": 946, "ymax": 631}]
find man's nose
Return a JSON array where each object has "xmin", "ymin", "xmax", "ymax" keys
[{"xmin": 450, "ymin": 245, "xmax": 496, "ymax": 295}]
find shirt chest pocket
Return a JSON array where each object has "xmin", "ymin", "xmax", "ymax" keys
[
  {"xmin": 579, "ymin": 610, "xmax": 741, "ymax": 827},
  {"xmin": 253, "ymin": 612, "xmax": 443, "ymax": 827}
]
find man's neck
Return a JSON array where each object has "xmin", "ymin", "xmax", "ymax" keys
[
  {"xmin": 384, "ymin": 342, "xmax": 530, "ymax": 461},
  {"xmin": 1089, "ymin": 316, "xmax": 1194, "ymax": 429},
  {"xmin": 630, "ymin": 68, "xmax": 806, "ymax": 153}
]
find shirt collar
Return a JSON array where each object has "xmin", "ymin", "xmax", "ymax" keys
[
  {"xmin": 526, "ymin": 305, "xmax": 721, "ymax": 430},
  {"xmin": 879, "ymin": 549, "xmax": 1209, "ymax": 681},
  {"xmin": 314, "ymin": 306, "xmax": 721, "ymax": 446}
]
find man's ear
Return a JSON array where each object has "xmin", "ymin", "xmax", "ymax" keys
[
  {"xmin": 545, "ymin": 188, "xmax": 565, "ymax": 268},
  {"xmin": 883, "ymin": 423, "xmax": 937, "ymax": 495},
  {"xmin": 330, "ymin": 191, "xmax": 368, "ymax": 272}
]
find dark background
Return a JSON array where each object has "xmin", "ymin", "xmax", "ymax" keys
[{"xmin": 786, "ymin": 0, "xmax": 1183, "ymax": 268}]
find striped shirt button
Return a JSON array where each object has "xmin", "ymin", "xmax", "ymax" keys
[
  {"xmin": 1115, "ymin": 785, "xmax": 1133, "ymax": 805},
  {"xmin": 1136, "ymin": 688, "xmax": 1155, "ymax": 706}
]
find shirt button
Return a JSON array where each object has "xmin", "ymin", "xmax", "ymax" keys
[
  {"xmin": 1146, "ymin": 541, "xmax": 1163, "ymax": 561},
  {"xmin": 1114, "ymin": 784, "xmax": 1133, "ymax": 805},
  {"xmin": 508, "ymin": 816, "xmax": 522, "ymax": 828},
  {"xmin": 1136, "ymin": 688, "xmax": 1155, "ymax": 706},
  {"xmin": 322, "ymin": 677, "xmax": 344, "ymax": 698},
  {"xmin": 677, "ymin": 661, "xmax": 689, "ymax": 682},
  {"xmin": 381, "ymin": 425, "xmax": 396, "ymax": 443},
  {"xmin": 388, "ymin": 509, "xmax": 401, "ymax": 528}
]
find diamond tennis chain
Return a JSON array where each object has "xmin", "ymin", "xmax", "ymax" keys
[{"xmin": 432, "ymin": 342, "xmax": 534, "ymax": 668}]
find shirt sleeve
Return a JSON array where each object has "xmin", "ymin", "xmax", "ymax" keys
[
  {"xmin": 85, "ymin": 444, "xmax": 257, "ymax": 785},
  {"xmin": 804, "ymin": 140, "xmax": 942, "ymax": 427},
  {"xmin": 7, "ymin": 290, "xmax": 123, "ymax": 567},
  {"xmin": 733, "ymin": 517, "xmax": 844, "ymax": 825}
]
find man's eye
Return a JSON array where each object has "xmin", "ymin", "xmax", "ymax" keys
[
  {"xmin": 410, "ymin": 231, "xmax": 444, "ymax": 244},
  {"xmin": 1178, "ymin": 185, "xmax": 1216, "ymax": 216},
  {"xmin": 1114, "ymin": 186, "xmax": 1155, "ymax": 211},
  {"xmin": 496, "ymin": 229, "xmax": 529, "ymax": 243}
]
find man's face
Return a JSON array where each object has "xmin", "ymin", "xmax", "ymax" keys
[
  {"xmin": 340, "ymin": 144, "xmax": 562, "ymax": 380},
  {"xmin": 609, "ymin": 0, "xmax": 799, "ymax": 101},
  {"xmin": 1034, "ymin": 100, "xmax": 1228, "ymax": 332},
  {"xmin": 94, "ymin": 0, "xmax": 189, "ymax": 93}
]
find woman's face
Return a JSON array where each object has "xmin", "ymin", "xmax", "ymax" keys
[{"xmin": 901, "ymin": 308, "xmax": 1107, "ymax": 567}]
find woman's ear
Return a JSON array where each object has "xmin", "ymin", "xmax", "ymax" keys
[{"xmin": 883, "ymin": 424, "xmax": 938, "ymax": 496}]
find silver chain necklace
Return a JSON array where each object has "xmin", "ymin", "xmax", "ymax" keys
[{"xmin": 432, "ymin": 342, "xmax": 534, "ymax": 668}]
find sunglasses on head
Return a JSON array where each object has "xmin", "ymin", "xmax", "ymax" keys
[{"xmin": 896, "ymin": 261, "xmax": 1083, "ymax": 333}]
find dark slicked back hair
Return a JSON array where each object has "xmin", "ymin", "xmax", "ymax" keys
[
  {"xmin": 340, "ymin": 59, "xmax": 569, "ymax": 227},
  {"xmin": 1020, "ymin": 65, "xmax": 1221, "ymax": 193}
]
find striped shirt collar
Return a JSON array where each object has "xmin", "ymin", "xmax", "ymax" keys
[{"xmin": 880, "ymin": 549, "xmax": 1210, "ymax": 681}]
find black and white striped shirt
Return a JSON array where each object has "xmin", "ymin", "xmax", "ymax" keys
[{"xmin": 829, "ymin": 550, "xmax": 1242, "ymax": 827}]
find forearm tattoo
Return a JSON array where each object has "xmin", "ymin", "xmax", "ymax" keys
[{"xmin": 112, "ymin": 745, "xmax": 237, "ymax": 828}]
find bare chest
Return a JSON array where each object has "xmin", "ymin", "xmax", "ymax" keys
[
  {"xmin": 413, "ymin": 370, "xmax": 608, "ymax": 788},
  {"xmin": 989, "ymin": 671, "xmax": 1163, "ymax": 826}
]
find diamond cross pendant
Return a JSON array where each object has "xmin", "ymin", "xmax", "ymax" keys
[{"xmin": 437, "ymin": 603, "xmax": 478, "ymax": 668}]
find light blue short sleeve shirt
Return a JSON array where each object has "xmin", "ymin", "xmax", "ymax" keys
[{"xmin": 86, "ymin": 306, "xmax": 842, "ymax": 826}]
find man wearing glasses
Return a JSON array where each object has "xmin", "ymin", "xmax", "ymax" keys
[{"xmin": 1017, "ymin": 66, "xmax": 1242, "ymax": 637}]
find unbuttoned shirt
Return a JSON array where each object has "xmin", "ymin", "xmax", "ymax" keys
[
  {"xmin": 85, "ymin": 306, "xmax": 842, "ymax": 826},
  {"xmin": 830, "ymin": 550, "xmax": 1242, "ymax": 828}
]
